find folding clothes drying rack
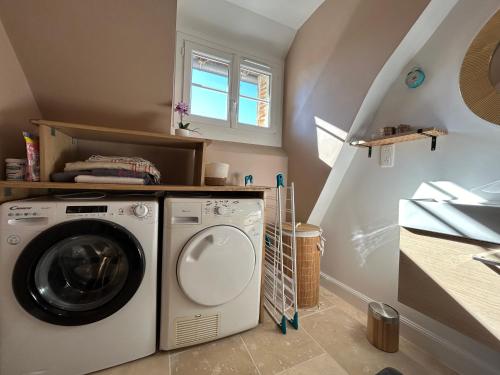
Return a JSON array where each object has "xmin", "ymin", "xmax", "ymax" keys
[{"xmin": 263, "ymin": 175, "xmax": 298, "ymax": 334}]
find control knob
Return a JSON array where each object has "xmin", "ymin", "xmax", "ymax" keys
[
  {"xmin": 214, "ymin": 206, "xmax": 227, "ymax": 215},
  {"xmin": 133, "ymin": 204, "xmax": 149, "ymax": 218}
]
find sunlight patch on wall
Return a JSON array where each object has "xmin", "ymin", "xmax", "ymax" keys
[
  {"xmin": 314, "ymin": 116, "xmax": 346, "ymax": 167},
  {"xmin": 471, "ymin": 180, "xmax": 500, "ymax": 203},
  {"xmin": 351, "ymin": 222, "xmax": 399, "ymax": 267},
  {"xmin": 412, "ymin": 181, "xmax": 486, "ymax": 203}
]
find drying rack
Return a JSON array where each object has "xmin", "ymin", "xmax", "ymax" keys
[{"xmin": 263, "ymin": 174, "xmax": 298, "ymax": 334}]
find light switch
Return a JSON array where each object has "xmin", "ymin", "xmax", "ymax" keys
[{"xmin": 380, "ymin": 144, "xmax": 395, "ymax": 167}]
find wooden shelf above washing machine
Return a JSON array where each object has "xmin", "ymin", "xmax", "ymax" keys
[
  {"xmin": 0, "ymin": 180, "xmax": 270, "ymax": 202},
  {"xmin": 32, "ymin": 119, "xmax": 209, "ymax": 185}
]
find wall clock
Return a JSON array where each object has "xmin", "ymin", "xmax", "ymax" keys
[{"xmin": 405, "ymin": 67, "xmax": 425, "ymax": 89}]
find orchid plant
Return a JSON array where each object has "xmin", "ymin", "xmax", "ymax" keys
[{"xmin": 174, "ymin": 101, "xmax": 199, "ymax": 133}]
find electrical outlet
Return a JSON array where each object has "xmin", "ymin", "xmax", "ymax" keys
[{"xmin": 380, "ymin": 144, "xmax": 395, "ymax": 167}]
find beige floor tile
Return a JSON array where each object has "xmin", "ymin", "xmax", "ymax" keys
[
  {"xmin": 241, "ymin": 312, "xmax": 324, "ymax": 375},
  {"xmin": 397, "ymin": 338, "xmax": 457, "ymax": 375},
  {"xmin": 316, "ymin": 288, "xmax": 456, "ymax": 374},
  {"xmin": 319, "ymin": 287, "xmax": 367, "ymax": 321},
  {"xmin": 89, "ymin": 287, "xmax": 454, "ymax": 375},
  {"xmin": 298, "ymin": 288, "xmax": 335, "ymax": 318},
  {"xmin": 92, "ymin": 352, "xmax": 169, "ymax": 375},
  {"xmin": 277, "ymin": 353, "xmax": 349, "ymax": 375},
  {"xmin": 302, "ymin": 306, "xmax": 453, "ymax": 375},
  {"xmin": 170, "ymin": 334, "xmax": 258, "ymax": 375}
]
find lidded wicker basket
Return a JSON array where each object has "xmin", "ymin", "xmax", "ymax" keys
[{"xmin": 283, "ymin": 223, "xmax": 323, "ymax": 309}]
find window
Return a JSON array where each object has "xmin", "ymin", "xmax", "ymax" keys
[
  {"xmin": 190, "ymin": 51, "xmax": 230, "ymax": 121},
  {"xmin": 176, "ymin": 34, "xmax": 283, "ymax": 147}
]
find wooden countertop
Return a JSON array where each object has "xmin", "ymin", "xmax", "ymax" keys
[{"xmin": 0, "ymin": 180, "xmax": 270, "ymax": 192}]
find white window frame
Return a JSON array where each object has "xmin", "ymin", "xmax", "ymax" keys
[{"xmin": 174, "ymin": 32, "xmax": 283, "ymax": 147}]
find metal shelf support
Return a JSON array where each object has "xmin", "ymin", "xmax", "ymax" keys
[{"xmin": 417, "ymin": 128, "xmax": 437, "ymax": 151}]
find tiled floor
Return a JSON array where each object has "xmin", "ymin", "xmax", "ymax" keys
[{"xmin": 95, "ymin": 287, "xmax": 456, "ymax": 375}]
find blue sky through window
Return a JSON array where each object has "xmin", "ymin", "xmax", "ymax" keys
[
  {"xmin": 239, "ymin": 81, "xmax": 259, "ymax": 125},
  {"xmin": 192, "ymin": 69, "xmax": 228, "ymax": 91},
  {"xmin": 191, "ymin": 68, "xmax": 265, "ymax": 126},
  {"xmin": 191, "ymin": 69, "xmax": 228, "ymax": 120}
]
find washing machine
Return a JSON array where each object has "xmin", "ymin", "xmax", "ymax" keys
[
  {"xmin": 160, "ymin": 197, "xmax": 264, "ymax": 350},
  {"xmin": 0, "ymin": 195, "xmax": 158, "ymax": 375}
]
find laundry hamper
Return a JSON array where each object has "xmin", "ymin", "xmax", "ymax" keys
[{"xmin": 283, "ymin": 223, "xmax": 323, "ymax": 309}]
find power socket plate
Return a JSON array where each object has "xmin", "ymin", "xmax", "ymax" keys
[{"xmin": 380, "ymin": 144, "xmax": 395, "ymax": 167}]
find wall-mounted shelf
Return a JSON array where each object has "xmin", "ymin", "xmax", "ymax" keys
[
  {"xmin": 0, "ymin": 180, "xmax": 268, "ymax": 192},
  {"xmin": 0, "ymin": 180, "xmax": 270, "ymax": 203},
  {"xmin": 32, "ymin": 119, "xmax": 209, "ymax": 185},
  {"xmin": 349, "ymin": 127, "xmax": 447, "ymax": 157},
  {"xmin": 1, "ymin": 120, "xmax": 273, "ymax": 203}
]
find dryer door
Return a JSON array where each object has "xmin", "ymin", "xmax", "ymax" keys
[
  {"xmin": 177, "ymin": 225, "xmax": 256, "ymax": 306},
  {"xmin": 12, "ymin": 219, "xmax": 145, "ymax": 326}
]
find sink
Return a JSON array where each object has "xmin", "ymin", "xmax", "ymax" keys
[{"xmin": 399, "ymin": 199, "xmax": 500, "ymax": 244}]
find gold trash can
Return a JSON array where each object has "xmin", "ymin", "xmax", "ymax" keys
[{"xmin": 283, "ymin": 223, "xmax": 323, "ymax": 309}]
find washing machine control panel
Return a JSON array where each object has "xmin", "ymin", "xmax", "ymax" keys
[
  {"xmin": 63, "ymin": 202, "xmax": 155, "ymax": 221},
  {"xmin": 5, "ymin": 204, "xmax": 53, "ymax": 221}
]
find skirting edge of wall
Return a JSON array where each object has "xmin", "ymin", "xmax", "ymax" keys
[{"xmin": 320, "ymin": 271, "xmax": 497, "ymax": 375}]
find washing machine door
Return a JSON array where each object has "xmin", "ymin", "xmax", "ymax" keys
[
  {"xmin": 12, "ymin": 219, "xmax": 145, "ymax": 326},
  {"xmin": 177, "ymin": 225, "xmax": 256, "ymax": 306}
]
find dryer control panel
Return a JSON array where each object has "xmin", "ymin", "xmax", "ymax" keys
[
  {"xmin": 168, "ymin": 198, "xmax": 263, "ymax": 228},
  {"xmin": 203, "ymin": 199, "xmax": 239, "ymax": 216}
]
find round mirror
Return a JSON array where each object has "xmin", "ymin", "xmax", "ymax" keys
[
  {"xmin": 460, "ymin": 10, "xmax": 500, "ymax": 125},
  {"xmin": 489, "ymin": 43, "xmax": 500, "ymax": 90}
]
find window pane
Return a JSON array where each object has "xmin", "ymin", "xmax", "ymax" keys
[
  {"xmin": 240, "ymin": 67, "xmax": 270, "ymax": 101},
  {"xmin": 238, "ymin": 97, "xmax": 269, "ymax": 127},
  {"xmin": 190, "ymin": 51, "xmax": 229, "ymax": 121},
  {"xmin": 240, "ymin": 81, "xmax": 258, "ymax": 98},
  {"xmin": 192, "ymin": 52, "xmax": 229, "ymax": 92},
  {"xmin": 239, "ymin": 63, "xmax": 271, "ymax": 127},
  {"xmin": 191, "ymin": 85, "xmax": 228, "ymax": 120}
]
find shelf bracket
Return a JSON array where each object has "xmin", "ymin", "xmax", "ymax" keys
[
  {"xmin": 358, "ymin": 145, "xmax": 372, "ymax": 158},
  {"xmin": 417, "ymin": 128, "xmax": 437, "ymax": 151}
]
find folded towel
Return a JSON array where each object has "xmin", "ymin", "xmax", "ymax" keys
[
  {"xmin": 51, "ymin": 169, "xmax": 155, "ymax": 184},
  {"xmin": 74, "ymin": 175, "xmax": 146, "ymax": 185},
  {"xmin": 65, "ymin": 155, "xmax": 161, "ymax": 183}
]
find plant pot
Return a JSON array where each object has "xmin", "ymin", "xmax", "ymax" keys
[
  {"xmin": 175, "ymin": 128, "xmax": 190, "ymax": 137},
  {"xmin": 205, "ymin": 162, "xmax": 229, "ymax": 186}
]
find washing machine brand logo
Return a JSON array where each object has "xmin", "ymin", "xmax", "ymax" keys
[{"xmin": 9, "ymin": 205, "xmax": 32, "ymax": 210}]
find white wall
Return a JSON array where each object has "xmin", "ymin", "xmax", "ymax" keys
[
  {"xmin": 320, "ymin": 0, "xmax": 500, "ymax": 374},
  {"xmin": 177, "ymin": 0, "xmax": 294, "ymax": 60}
]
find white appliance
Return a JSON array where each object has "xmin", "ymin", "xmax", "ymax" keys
[
  {"xmin": 160, "ymin": 197, "xmax": 264, "ymax": 350},
  {"xmin": 0, "ymin": 195, "xmax": 158, "ymax": 375}
]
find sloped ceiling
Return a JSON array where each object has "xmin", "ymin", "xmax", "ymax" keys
[
  {"xmin": 0, "ymin": 0, "xmax": 177, "ymax": 133},
  {"xmin": 225, "ymin": 0, "xmax": 325, "ymax": 30},
  {"xmin": 178, "ymin": 0, "xmax": 295, "ymax": 60}
]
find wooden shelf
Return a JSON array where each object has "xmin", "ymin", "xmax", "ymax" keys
[
  {"xmin": 0, "ymin": 181, "xmax": 269, "ymax": 192},
  {"xmin": 32, "ymin": 119, "xmax": 208, "ymax": 185},
  {"xmin": 349, "ymin": 128, "xmax": 447, "ymax": 158},
  {"xmin": 0, "ymin": 180, "xmax": 270, "ymax": 203},
  {"xmin": 350, "ymin": 128, "xmax": 447, "ymax": 148},
  {"xmin": 32, "ymin": 120, "xmax": 210, "ymax": 149}
]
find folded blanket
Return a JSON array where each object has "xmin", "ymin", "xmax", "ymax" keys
[
  {"xmin": 65, "ymin": 155, "xmax": 161, "ymax": 183},
  {"xmin": 74, "ymin": 175, "xmax": 146, "ymax": 185},
  {"xmin": 51, "ymin": 169, "xmax": 155, "ymax": 184}
]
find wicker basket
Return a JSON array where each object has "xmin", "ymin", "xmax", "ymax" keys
[{"xmin": 283, "ymin": 223, "xmax": 322, "ymax": 309}]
